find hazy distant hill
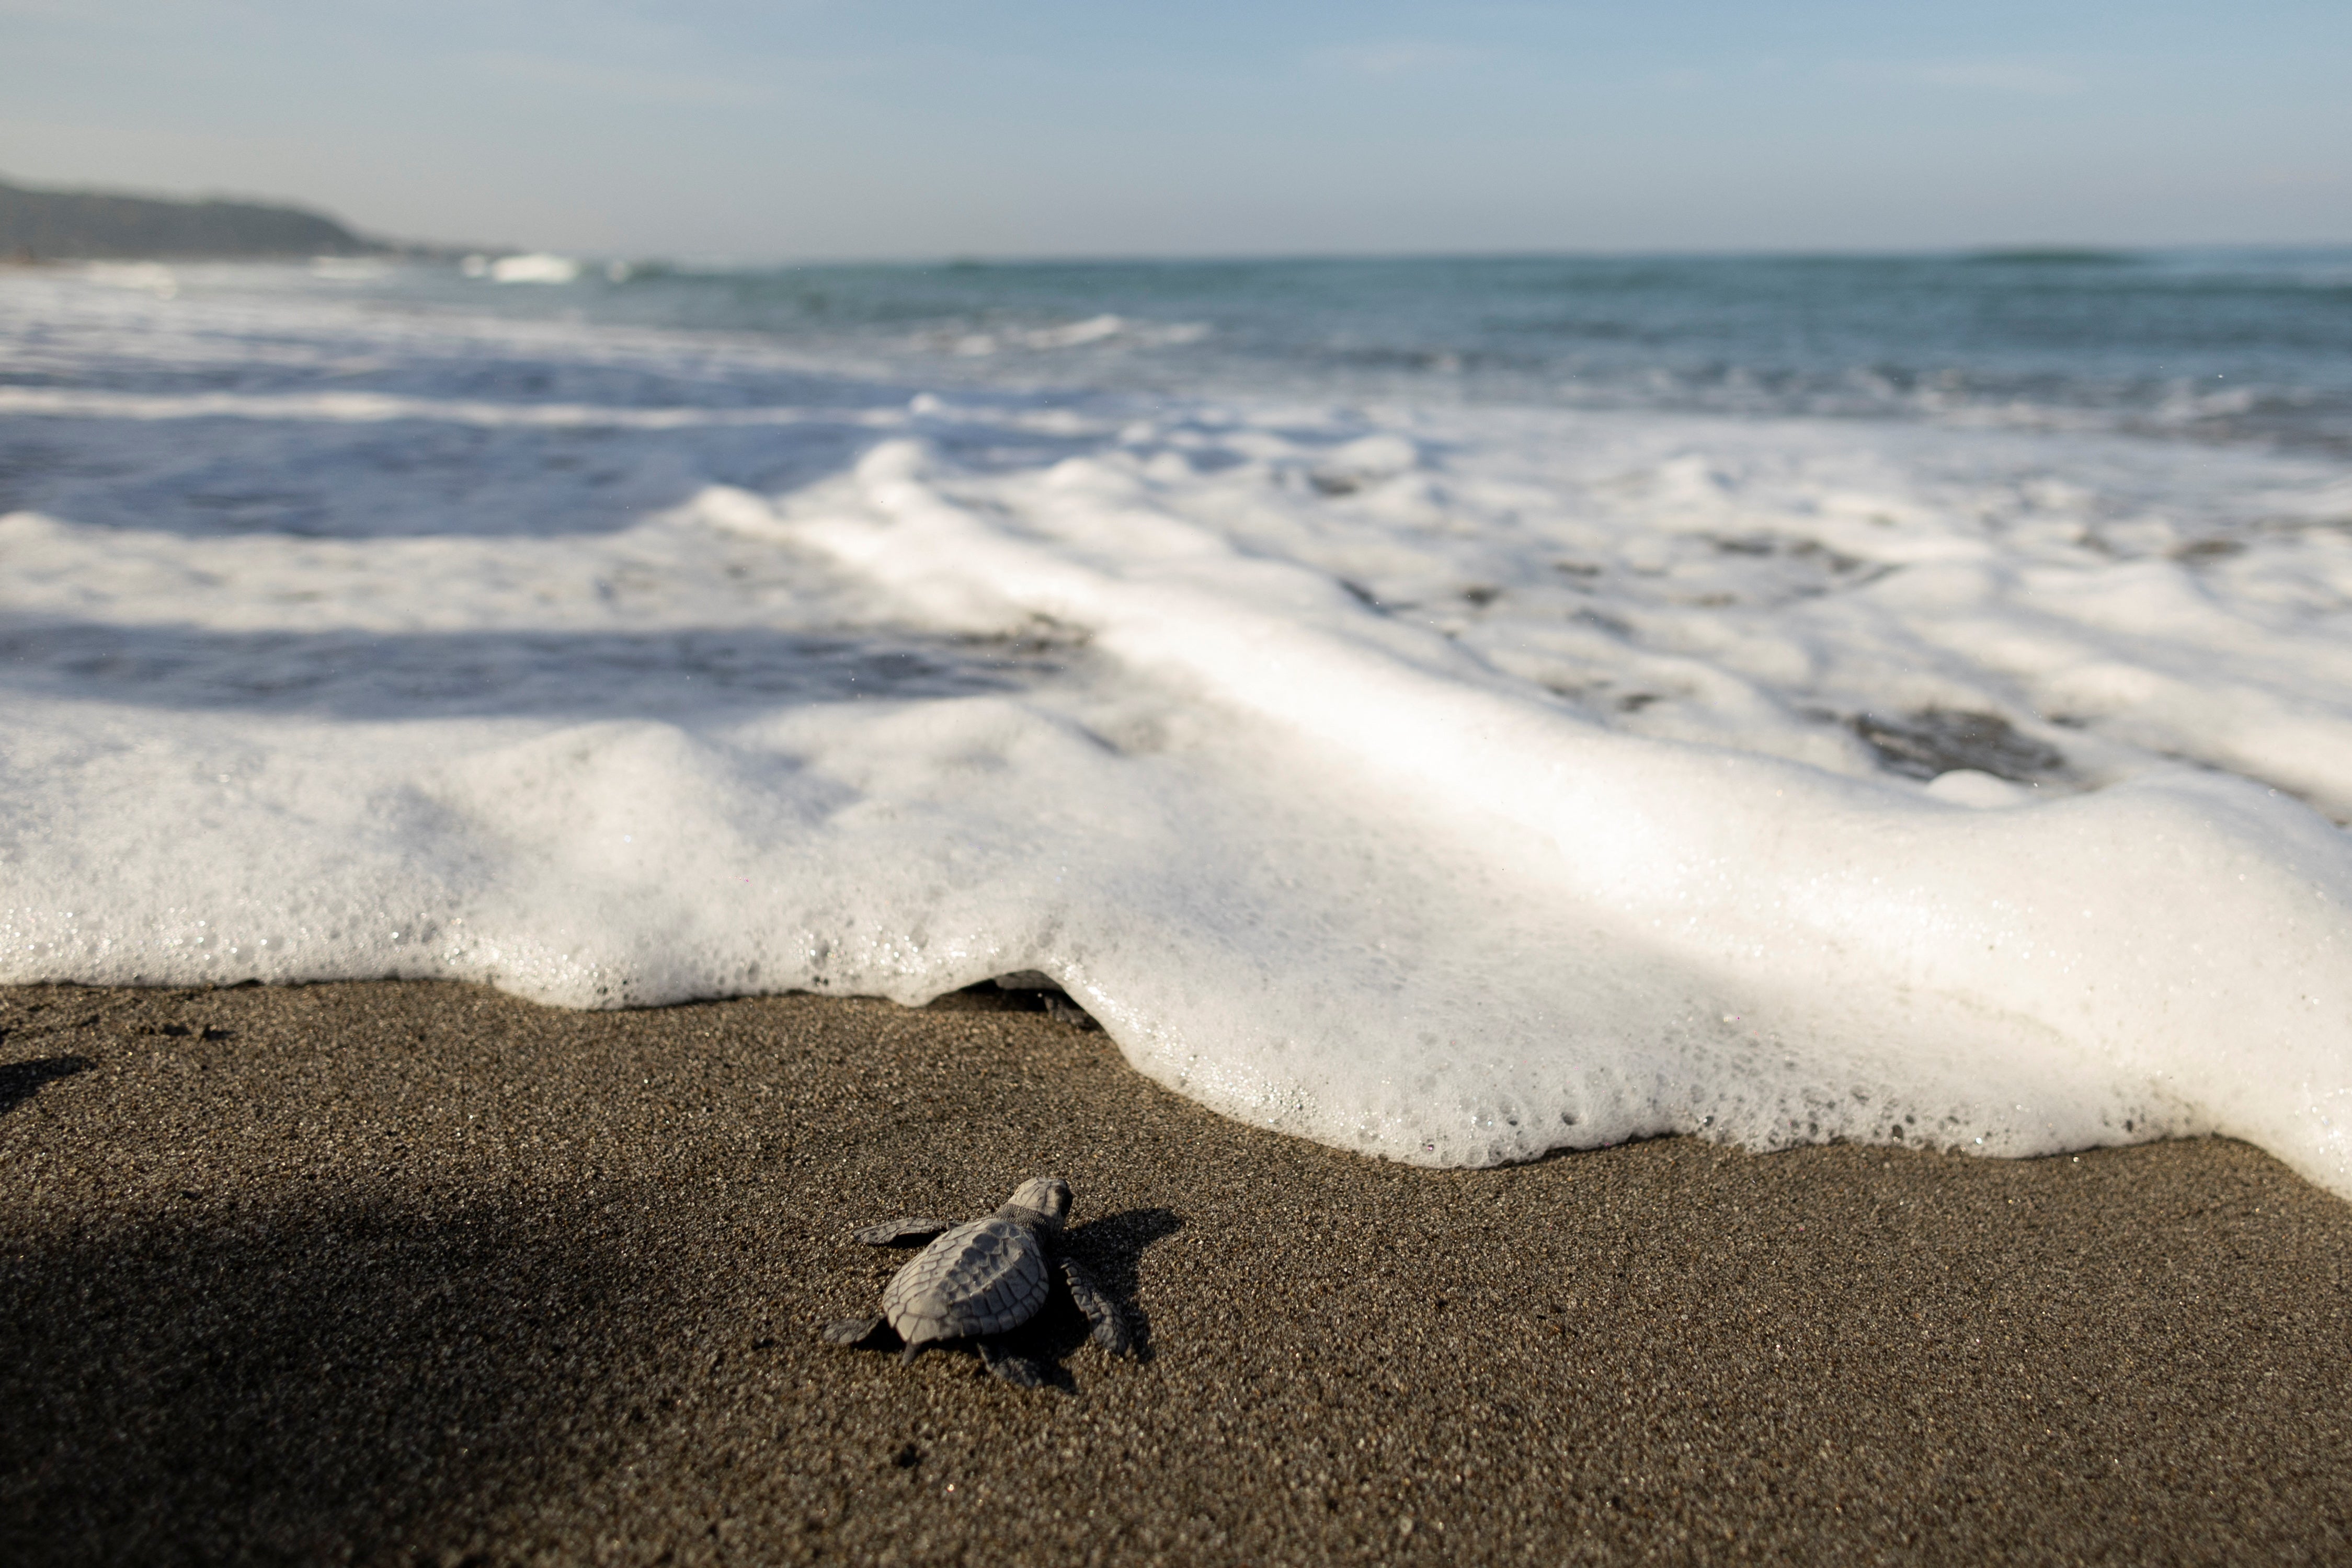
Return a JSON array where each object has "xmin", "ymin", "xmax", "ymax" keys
[{"xmin": 0, "ymin": 178, "xmax": 384, "ymax": 260}]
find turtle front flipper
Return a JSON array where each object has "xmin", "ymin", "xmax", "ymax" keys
[
  {"xmin": 976, "ymin": 1338, "xmax": 1049, "ymax": 1388},
  {"xmin": 1058, "ymin": 1256, "xmax": 1133, "ymax": 1357},
  {"xmin": 854, "ymin": 1217, "xmax": 951, "ymax": 1246}
]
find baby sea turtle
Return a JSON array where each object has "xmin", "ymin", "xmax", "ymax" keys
[{"xmin": 820, "ymin": 1176, "xmax": 1133, "ymax": 1387}]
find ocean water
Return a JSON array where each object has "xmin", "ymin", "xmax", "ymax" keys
[{"xmin": 4, "ymin": 250, "xmax": 2350, "ymax": 1192}]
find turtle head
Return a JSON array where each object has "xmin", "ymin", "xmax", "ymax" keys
[{"xmin": 999, "ymin": 1176, "xmax": 1072, "ymax": 1233}]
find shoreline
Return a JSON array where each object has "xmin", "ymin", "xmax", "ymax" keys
[{"xmin": 5, "ymin": 978, "xmax": 2349, "ymax": 1564}]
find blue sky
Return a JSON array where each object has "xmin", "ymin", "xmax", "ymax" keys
[{"xmin": 2, "ymin": 1, "xmax": 2346, "ymax": 258}]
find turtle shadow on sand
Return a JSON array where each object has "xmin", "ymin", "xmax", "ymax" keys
[
  {"xmin": 1055, "ymin": 1205, "xmax": 1181, "ymax": 1363},
  {"xmin": 0, "ymin": 1054, "xmax": 93, "ymax": 1116},
  {"xmin": 822, "ymin": 1180, "xmax": 1181, "ymax": 1393}
]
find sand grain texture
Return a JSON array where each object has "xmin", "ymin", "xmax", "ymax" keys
[{"xmin": 3, "ymin": 981, "xmax": 2350, "ymax": 1565}]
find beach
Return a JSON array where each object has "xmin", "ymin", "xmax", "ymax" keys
[
  {"xmin": 6, "ymin": 979, "xmax": 2349, "ymax": 1565},
  {"xmin": 7, "ymin": 13, "xmax": 2351, "ymax": 1559}
]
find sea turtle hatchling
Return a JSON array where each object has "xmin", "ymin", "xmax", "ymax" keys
[{"xmin": 820, "ymin": 1176, "xmax": 1133, "ymax": 1387}]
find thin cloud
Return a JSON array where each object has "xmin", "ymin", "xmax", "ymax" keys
[
  {"xmin": 460, "ymin": 51, "xmax": 769, "ymax": 109},
  {"xmin": 1836, "ymin": 59, "xmax": 2087, "ymax": 97},
  {"xmin": 1311, "ymin": 40, "xmax": 1482, "ymax": 78}
]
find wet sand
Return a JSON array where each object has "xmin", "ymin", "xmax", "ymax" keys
[{"xmin": 4, "ymin": 979, "xmax": 2349, "ymax": 1565}]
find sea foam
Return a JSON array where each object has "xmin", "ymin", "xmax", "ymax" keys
[{"xmin": 3, "ymin": 265, "xmax": 2350, "ymax": 1195}]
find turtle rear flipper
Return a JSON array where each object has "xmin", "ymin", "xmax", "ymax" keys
[
  {"xmin": 855, "ymin": 1216, "xmax": 951, "ymax": 1246},
  {"xmin": 1058, "ymin": 1256, "xmax": 1132, "ymax": 1357},
  {"xmin": 976, "ymin": 1339, "xmax": 1049, "ymax": 1388},
  {"xmin": 820, "ymin": 1316, "xmax": 892, "ymax": 1348}
]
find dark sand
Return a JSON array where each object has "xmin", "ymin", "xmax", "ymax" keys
[{"xmin": 4, "ymin": 981, "xmax": 2350, "ymax": 1565}]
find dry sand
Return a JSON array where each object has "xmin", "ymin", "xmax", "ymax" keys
[{"xmin": 4, "ymin": 979, "xmax": 2349, "ymax": 1565}]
